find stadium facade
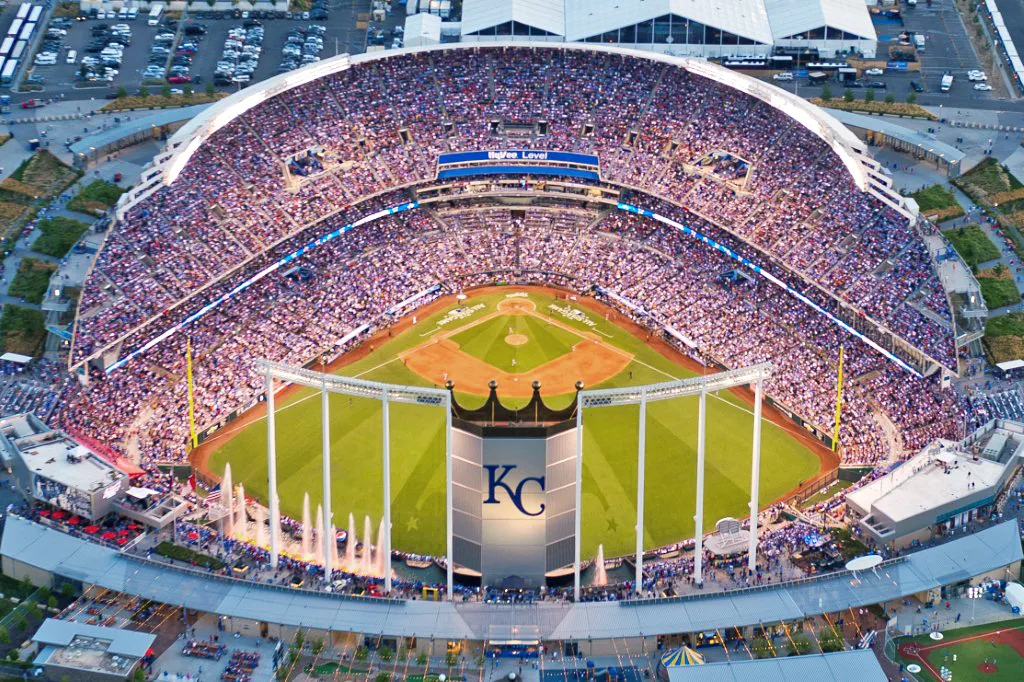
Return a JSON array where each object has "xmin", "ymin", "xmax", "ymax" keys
[{"xmin": 459, "ymin": 0, "xmax": 878, "ymax": 58}]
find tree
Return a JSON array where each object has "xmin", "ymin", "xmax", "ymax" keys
[
  {"xmin": 117, "ymin": 86, "xmax": 128, "ymax": 99},
  {"xmin": 375, "ymin": 674, "xmax": 390, "ymax": 682},
  {"xmin": 865, "ymin": 87, "xmax": 876, "ymax": 103},
  {"xmin": 311, "ymin": 638, "xmax": 325, "ymax": 655},
  {"xmin": 0, "ymin": 626, "xmax": 9, "ymax": 644},
  {"xmin": 995, "ymin": 262, "xmax": 1008, "ymax": 277},
  {"xmin": 907, "ymin": 91, "xmax": 918, "ymax": 104},
  {"xmin": 26, "ymin": 602, "xmax": 41, "ymax": 620},
  {"xmin": 445, "ymin": 650, "xmax": 458, "ymax": 667},
  {"xmin": 416, "ymin": 651, "xmax": 428, "ymax": 666},
  {"xmin": 183, "ymin": 85, "xmax": 194, "ymax": 98},
  {"xmin": 132, "ymin": 667, "xmax": 146, "ymax": 682},
  {"xmin": 354, "ymin": 645, "xmax": 368, "ymax": 661},
  {"xmin": 139, "ymin": 85, "xmax": 150, "ymax": 99},
  {"xmin": 821, "ymin": 84, "xmax": 832, "ymax": 101},
  {"xmin": 885, "ymin": 93, "xmax": 896, "ymax": 104},
  {"xmin": 843, "ymin": 88, "xmax": 855, "ymax": 103},
  {"xmin": 7, "ymin": 648, "xmax": 19, "ymax": 662},
  {"xmin": 819, "ymin": 628, "xmax": 845, "ymax": 653},
  {"xmin": 378, "ymin": 645, "xmax": 394, "ymax": 661},
  {"xmin": 47, "ymin": 595, "xmax": 58, "ymax": 610},
  {"xmin": 206, "ymin": 81, "xmax": 216, "ymax": 97},
  {"xmin": 161, "ymin": 84, "xmax": 172, "ymax": 98},
  {"xmin": 38, "ymin": 587, "xmax": 51, "ymax": 601},
  {"xmin": 60, "ymin": 583, "xmax": 75, "ymax": 599},
  {"xmin": 293, "ymin": 627, "xmax": 305, "ymax": 650}
]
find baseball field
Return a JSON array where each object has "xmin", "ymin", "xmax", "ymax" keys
[
  {"xmin": 895, "ymin": 619, "xmax": 1024, "ymax": 681},
  {"xmin": 198, "ymin": 287, "xmax": 828, "ymax": 559}
]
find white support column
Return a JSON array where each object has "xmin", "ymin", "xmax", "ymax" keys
[
  {"xmin": 693, "ymin": 385, "xmax": 707, "ymax": 586},
  {"xmin": 382, "ymin": 389, "xmax": 392, "ymax": 595},
  {"xmin": 573, "ymin": 403, "xmax": 583, "ymax": 602},
  {"xmin": 635, "ymin": 391, "xmax": 647, "ymax": 595},
  {"xmin": 266, "ymin": 367, "xmax": 280, "ymax": 569},
  {"xmin": 321, "ymin": 378, "xmax": 333, "ymax": 579},
  {"xmin": 748, "ymin": 380, "xmax": 763, "ymax": 575},
  {"xmin": 445, "ymin": 394, "xmax": 454, "ymax": 600}
]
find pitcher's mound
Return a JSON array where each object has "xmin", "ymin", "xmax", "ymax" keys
[
  {"xmin": 505, "ymin": 334, "xmax": 529, "ymax": 346},
  {"xmin": 979, "ymin": 662, "xmax": 998, "ymax": 674}
]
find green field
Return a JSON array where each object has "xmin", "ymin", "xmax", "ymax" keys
[
  {"xmin": 207, "ymin": 290, "xmax": 821, "ymax": 558},
  {"xmin": 894, "ymin": 620, "xmax": 1024, "ymax": 682}
]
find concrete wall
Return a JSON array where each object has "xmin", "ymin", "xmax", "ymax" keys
[{"xmin": 1, "ymin": 557, "xmax": 54, "ymax": 589}]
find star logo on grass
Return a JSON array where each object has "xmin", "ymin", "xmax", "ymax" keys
[
  {"xmin": 406, "ymin": 516, "xmax": 419, "ymax": 532},
  {"xmin": 607, "ymin": 517, "xmax": 619, "ymax": 533}
]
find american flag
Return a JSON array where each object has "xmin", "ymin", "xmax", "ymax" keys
[{"xmin": 205, "ymin": 484, "xmax": 221, "ymax": 506}]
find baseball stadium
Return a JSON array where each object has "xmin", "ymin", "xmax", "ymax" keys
[{"xmin": 0, "ymin": 31, "xmax": 1022, "ymax": 682}]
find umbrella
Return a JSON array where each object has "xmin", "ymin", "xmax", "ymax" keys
[
  {"xmin": 67, "ymin": 517, "xmax": 80, "ymax": 525},
  {"xmin": 38, "ymin": 510, "xmax": 50, "ymax": 518},
  {"xmin": 118, "ymin": 529, "xmax": 129, "ymax": 536},
  {"xmin": 101, "ymin": 531, "xmax": 116, "ymax": 540},
  {"xmin": 51, "ymin": 511, "xmax": 66, "ymax": 519},
  {"xmin": 84, "ymin": 525, "xmax": 100, "ymax": 534},
  {"xmin": 660, "ymin": 647, "xmax": 705, "ymax": 667},
  {"xmin": 187, "ymin": 531, "xmax": 200, "ymax": 541},
  {"xmin": 116, "ymin": 537, "xmax": 128, "ymax": 546}
]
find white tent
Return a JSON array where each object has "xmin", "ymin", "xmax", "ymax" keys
[
  {"xmin": 1006, "ymin": 582, "xmax": 1024, "ymax": 612},
  {"xmin": 0, "ymin": 352, "xmax": 33, "ymax": 364}
]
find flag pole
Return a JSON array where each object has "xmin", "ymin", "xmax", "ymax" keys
[
  {"xmin": 832, "ymin": 345, "xmax": 844, "ymax": 453},
  {"xmin": 187, "ymin": 338, "xmax": 198, "ymax": 449}
]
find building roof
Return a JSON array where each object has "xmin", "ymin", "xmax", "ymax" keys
[
  {"xmin": 764, "ymin": 0, "xmax": 875, "ymax": 41},
  {"xmin": 69, "ymin": 104, "xmax": 212, "ymax": 158},
  {"xmin": 462, "ymin": 0, "xmax": 566, "ymax": 37},
  {"xmin": 0, "ymin": 414, "xmax": 126, "ymax": 494},
  {"xmin": 563, "ymin": 0, "xmax": 775, "ymax": 45},
  {"xmin": 665, "ymin": 649, "xmax": 886, "ymax": 682},
  {"xmin": 33, "ymin": 618, "xmax": 155, "ymax": 659},
  {"xmin": 826, "ymin": 109, "xmax": 965, "ymax": 167},
  {"xmin": 3, "ymin": 515, "xmax": 1019, "ymax": 640}
]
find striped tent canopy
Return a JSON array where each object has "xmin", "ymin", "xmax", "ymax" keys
[{"xmin": 660, "ymin": 646, "xmax": 705, "ymax": 667}]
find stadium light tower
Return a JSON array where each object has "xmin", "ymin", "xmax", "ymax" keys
[
  {"xmin": 575, "ymin": 363, "xmax": 771, "ymax": 600},
  {"xmin": 265, "ymin": 366, "xmax": 281, "ymax": 569}
]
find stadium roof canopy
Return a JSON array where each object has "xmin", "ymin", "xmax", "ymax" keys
[
  {"xmin": 665, "ymin": 650, "xmax": 886, "ymax": 682},
  {"xmin": 562, "ymin": 0, "xmax": 774, "ymax": 44},
  {"xmin": 3, "ymin": 515, "xmax": 1019, "ymax": 640},
  {"xmin": 763, "ymin": 0, "xmax": 875, "ymax": 42},
  {"xmin": 32, "ymin": 618, "xmax": 155, "ymax": 659},
  {"xmin": 462, "ymin": 0, "xmax": 566, "ymax": 37}
]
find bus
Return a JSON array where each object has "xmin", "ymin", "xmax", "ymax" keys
[
  {"xmin": 28, "ymin": 5, "xmax": 42, "ymax": 23},
  {"xmin": 15, "ymin": 3, "xmax": 29, "ymax": 20},
  {"xmin": 19, "ymin": 22, "xmax": 34, "ymax": 42},
  {"xmin": 11, "ymin": 41, "xmax": 26, "ymax": 61},
  {"xmin": 7, "ymin": 19, "xmax": 23, "ymax": 38},
  {"xmin": 0, "ymin": 37, "xmax": 13, "ymax": 58},
  {"xmin": 148, "ymin": 5, "xmax": 163, "ymax": 26},
  {"xmin": 2, "ymin": 60, "xmax": 18, "ymax": 86}
]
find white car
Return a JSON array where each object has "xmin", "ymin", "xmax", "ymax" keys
[
  {"xmin": 864, "ymin": 68, "xmax": 884, "ymax": 76},
  {"xmin": 169, "ymin": 88, "xmax": 184, "ymax": 95},
  {"xmin": 968, "ymin": 71, "xmax": 987, "ymax": 81},
  {"xmin": 772, "ymin": 72, "xmax": 794, "ymax": 81},
  {"xmin": 974, "ymin": 83, "xmax": 993, "ymax": 91}
]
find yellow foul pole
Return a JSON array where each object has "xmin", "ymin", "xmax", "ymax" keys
[
  {"xmin": 832, "ymin": 345, "xmax": 844, "ymax": 453},
  {"xmin": 187, "ymin": 338, "xmax": 197, "ymax": 449}
]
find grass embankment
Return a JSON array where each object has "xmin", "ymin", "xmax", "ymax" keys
[
  {"xmin": 7, "ymin": 258, "xmax": 56, "ymax": 304},
  {"xmin": 32, "ymin": 217, "xmax": 91, "ymax": 258},
  {"xmin": 809, "ymin": 98, "xmax": 937, "ymax": 119},
  {"xmin": 101, "ymin": 92, "xmax": 229, "ymax": 112},
  {"xmin": 0, "ymin": 151, "xmax": 81, "ymax": 247},
  {"xmin": 942, "ymin": 225, "xmax": 1001, "ymax": 268},
  {"xmin": 0, "ymin": 306, "xmax": 46, "ymax": 357},
  {"xmin": 915, "ymin": 184, "xmax": 966, "ymax": 222},
  {"xmin": 955, "ymin": 158, "xmax": 1024, "ymax": 259},
  {"xmin": 67, "ymin": 180, "xmax": 125, "ymax": 217},
  {"xmin": 154, "ymin": 541, "xmax": 225, "ymax": 570}
]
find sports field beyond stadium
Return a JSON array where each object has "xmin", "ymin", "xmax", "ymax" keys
[
  {"xmin": 197, "ymin": 286, "xmax": 831, "ymax": 559},
  {"xmin": 896, "ymin": 619, "xmax": 1024, "ymax": 681}
]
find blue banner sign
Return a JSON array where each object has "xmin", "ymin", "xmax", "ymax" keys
[{"xmin": 438, "ymin": 150, "xmax": 600, "ymax": 166}]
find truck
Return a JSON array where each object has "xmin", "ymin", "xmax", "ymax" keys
[
  {"xmin": 914, "ymin": 34, "xmax": 926, "ymax": 51},
  {"xmin": 941, "ymin": 73, "xmax": 954, "ymax": 92},
  {"xmin": 20, "ymin": 98, "xmax": 44, "ymax": 109},
  {"xmin": 148, "ymin": 5, "xmax": 163, "ymax": 26}
]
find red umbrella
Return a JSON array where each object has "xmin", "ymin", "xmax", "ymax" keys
[
  {"xmin": 187, "ymin": 531, "xmax": 199, "ymax": 541},
  {"xmin": 84, "ymin": 525, "xmax": 100, "ymax": 534},
  {"xmin": 118, "ymin": 529, "xmax": 129, "ymax": 536},
  {"xmin": 116, "ymin": 537, "xmax": 128, "ymax": 546},
  {"xmin": 101, "ymin": 531, "xmax": 116, "ymax": 540},
  {"xmin": 38, "ymin": 510, "xmax": 51, "ymax": 518},
  {"xmin": 51, "ymin": 511, "xmax": 66, "ymax": 519},
  {"xmin": 67, "ymin": 517, "xmax": 81, "ymax": 526},
  {"xmin": 128, "ymin": 524, "xmax": 139, "ymax": 530}
]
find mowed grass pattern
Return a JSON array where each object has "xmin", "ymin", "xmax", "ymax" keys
[
  {"xmin": 207, "ymin": 290, "xmax": 820, "ymax": 559},
  {"xmin": 451, "ymin": 313, "xmax": 582, "ymax": 372}
]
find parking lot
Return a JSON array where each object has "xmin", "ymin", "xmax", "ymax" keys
[{"xmin": 21, "ymin": 2, "xmax": 381, "ymax": 101}]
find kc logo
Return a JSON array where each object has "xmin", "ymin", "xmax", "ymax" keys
[{"xmin": 483, "ymin": 465, "xmax": 546, "ymax": 517}]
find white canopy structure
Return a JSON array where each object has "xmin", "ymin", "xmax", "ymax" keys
[
  {"xmin": 1007, "ymin": 582, "xmax": 1024, "ymax": 612},
  {"xmin": 461, "ymin": 0, "xmax": 876, "ymax": 57}
]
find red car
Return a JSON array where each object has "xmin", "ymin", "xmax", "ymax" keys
[{"xmin": 167, "ymin": 75, "xmax": 191, "ymax": 84}]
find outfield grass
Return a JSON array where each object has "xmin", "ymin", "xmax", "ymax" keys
[
  {"xmin": 207, "ymin": 290, "xmax": 821, "ymax": 558},
  {"xmin": 943, "ymin": 226, "xmax": 1001, "ymax": 267},
  {"xmin": 894, "ymin": 620, "xmax": 1024, "ymax": 682}
]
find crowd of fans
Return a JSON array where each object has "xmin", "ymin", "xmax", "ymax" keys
[{"xmin": 72, "ymin": 47, "xmax": 954, "ymax": 368}]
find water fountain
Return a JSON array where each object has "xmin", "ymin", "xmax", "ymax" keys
[
  {"xmin": 301, "ymin": 492, "xmax": 312, "ymax": 560},
  {"xmin": 315, "ymin": 505, "xmax": 326, "ymax": 566},
  {"xmin": 221, "ymin": 465, "xmax": 234, "ymax": 538},
  {"xmin": 235, "ymin": 483, "xmax": 246, "ymax": 540},
  {"xmin": 361, "ymin": 515, "xmax": 373, "ymax": 575},
  {"xmin": 329, "ymin": 524, "xmax": 340, "ymax": 573},
  {"xmin": 594, "ymin": 544, "xmax": 608, "ymax": 586},
  {"xmin": 345, "ymin": 513, "xmax": 357, "ymax": 571}
]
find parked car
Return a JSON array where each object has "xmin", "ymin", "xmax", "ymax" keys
[
  {"xmin": 864, "ymin": 68, "xmax": 884, "ymax": 76},
  {"xmin": 910, "ymin": 80, "xmax": 924, "ymax": 92},
  {"xmin": 974, "ymin": 83, "xmax": 993, "ymax": 91}
]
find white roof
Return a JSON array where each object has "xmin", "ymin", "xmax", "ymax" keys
[
  {"xmin": 1006, "ymin": 582, "xmax": 1024, "ymax": 610},
  {"xmin": 997, "ymin": 359, "xmax": 1024, "ymax": 371},
  {"xmin": 564, "ymin": 0, "xmax": 774, "ymax": 45},
  {"xmin": 765, "ymin": 0, "xmax": 876, "ymax": 41},
  {"xmin": 462, "ymin": 0, "xmax": 566, "ymax": 36},
  {"xmin": 33, "ymin": 618, "xmax": 155, "ymax": 659},
  {"xmin": 0, "ymin": 352, "xmax": 33, "ymax": 364}
]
